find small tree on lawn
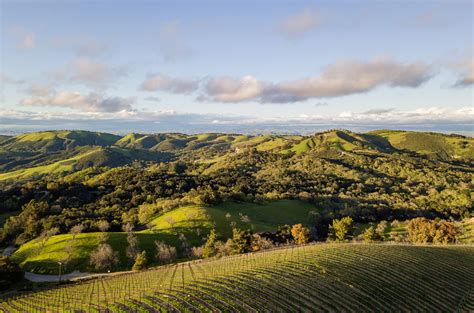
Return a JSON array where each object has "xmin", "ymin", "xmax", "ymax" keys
[
  {"xmin": 132, "ymin": 251, "xmax": 147, "ymax": 271},
  {"xmin": 90, "ymin": 244, "xmax": 119, "ymax": 272},
  {"xmin": 39, "ymin": 227, "xmax": 59, "ymax": 251},
  {"xmin": 70, "ymin": 224, "xmax": 84, "ymax": 240},
  {"xmin": 227, "ymin": 228, "xmax": 252, "ymax": 255},
  {"xmin": 97, "ymin": 220, "xmax": 110, "ymax": 243},
  {"xmin": 123, "ymin": 223, "xmax": 139, "ymax": 265},
  {"xmin": 202, "ymin": 229, "xmax": 218, "ymax": 258},
  {"xmin": 328, "ymin": 216, "xmax": 353, "ymax": 242},
  {"xmin": 155, "ymin": 241, "xmax": 177, "ymax": 264},
  {"xmin": 291, "ymin": 224, "xmax": 310, "ymax": 245},
  {"xmin": 363, "ymin": 224, "xmax": 381, "ymax": 243}
]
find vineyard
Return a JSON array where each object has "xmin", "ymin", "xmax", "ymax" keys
[{"xmin": 1, "ymin": 243, "xmax": 473, "ymax": 312}]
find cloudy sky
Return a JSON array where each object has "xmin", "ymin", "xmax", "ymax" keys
[{"xmin": 1, "ymin": 0, "xmax": 473, "ymax": 134}]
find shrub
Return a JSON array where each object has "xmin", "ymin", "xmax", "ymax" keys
[
  {"xmin": 132, "ymin": 251, "xmax": 147, "ymax": 271},
  {"xmin": 155, "ymin": 241, "xmax": 177, "ymax": 264},
  {"xmin": 328, "ymin": 217, "xmax": 353, "ymax": 242},
  {"xmin": 291, "ymin": 224, "xmax": 310, "ymax": 245},
  {"xmin": 363, "ymin": 225, "xmax": 381, "ymax": 243},
  {"xmin": 407, "ymin": 218, "xmax": 459, "ymax": 244},
  {"xmin": 90, "ymin": 244, "xmax": 119, "ymax": 271},
  {"xmin": 202, "ymin": 229, "xmax": 218, "ymax": 258}
]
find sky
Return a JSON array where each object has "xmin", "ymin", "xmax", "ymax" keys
[{"xmin": 0, "ymin": 0, "xmax": 473, "ymax": 135}]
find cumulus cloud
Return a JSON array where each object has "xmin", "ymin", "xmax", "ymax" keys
[
  {"xmin": 10, "ymin": 27, "xmax": 36, "ymax": 50},
  {"xmin": 265, "ymin": 58, "xmax": 433, "ymax": 102},
  {"xmin": 158, "ymin": 21, "xmax": 193, "ymax": 62},
  {"xmin": 20, "ymin": 89, "xmax": 133, "ymax": 113},
  {"xmin": 279, "ymin": 8, "xmax": 322, "ymax": 38},
  {"xmin": 202, "ymin": 76, "xmax": 264, "ymax": 102},
  {"xmin": 199, "ymin": 58, "xmax": 433, "ymax": 103},
  {"xmin": 51, "ymin": 57, "xmax": 127, "ymax": 87},
  {"xmin": 140, "ymin": 74, "xmax": 199, "ymax": 94},
  {"xmin": 1, "ymin": 106, "xmax": 472, "ymax": 135},
  {"xmin": 453, "ymin": 56, "xmax": 474, "ymax": 87}
]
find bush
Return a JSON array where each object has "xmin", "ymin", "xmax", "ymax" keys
[
  {"xmin": 407, "ymin": 218, "xmax": 459, "ymax": 244},
  {"xmin": 291, "ymin": 224, "xmax": 310, "ymax": 245},
  {"xmin": 132, "ymin": 251, "xmax": 147, "ymax": 271},
  {"xmin": 202, "ymin": 229, "xmax": 218, "ymax": 258},
  {"xmin": 155, "ymin": 241, "xmax": 177, "ymax": 264},
  {"xmin": 89, "ymin": 244, "xmax": 119, "ymax": 271},
  {"xmin": 363, "ymin": 225, "xmax": 382, "ymax": 243},
  {"xmin": 328, "ymin": 217, "xmax": 353, "ymax": 242}
]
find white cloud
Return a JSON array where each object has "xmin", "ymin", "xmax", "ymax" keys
[
  {"xmin": 158, "ymin": 21, "xmax": 193, "ymax": 62},
  {"xmin": 140, "ymin": 74, "xmax": 199, "ymax": 94},
  {"xmin": 264, "ymin": 58, "xmax": 432, "ymax": 102},
  {"xmin": 199, "ymin": 58, "xmax": 433, "ymax": 103},
  {"xmin": 9, "ymin": 27, "xmax": 36, "ymax": 50},
  {"xmin": 20, "ymin": 89, "xmax": 134, "ymax": 113},
  {"xmin": 453, "ymin": 56, "xmax": 474, "ymax": 87},
  {"xmin": 279, "ymin": 8, "xmax": 322, "ymax": 39},
  {"xmin": 52, "ymin": 57, "xmax": 126, "ymax": 86},
  {"xmin": 1, "ymin": 106, "xmax": 472, "ymax": 135},
  {"xmin": 202, "ymin": 75, "xmax": 264, "ymax": 102}
]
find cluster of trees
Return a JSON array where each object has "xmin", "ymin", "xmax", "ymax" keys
[
  {"xmin": 406, "ymin": 218, "xmax": 459, "ymax": 244},
  {"xmin": 326, "ymin": 216, "xmax": 461, "ymax": 245},
  {"xmin": 0, "ymin": 144, "xmax": 471, "ymax": 249},
  {"xmin": 197, "ymin": 224, "xmax": 311, "ymax": 259}
]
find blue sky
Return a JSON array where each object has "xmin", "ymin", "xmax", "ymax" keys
[{"xmin": 0, "ymin": 0, "xmax": 473, "ymax": 134}]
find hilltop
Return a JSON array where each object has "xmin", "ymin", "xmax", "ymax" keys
[{"xmin": 0, "ymin": 129, "xmax": 472, "ymax": 182}]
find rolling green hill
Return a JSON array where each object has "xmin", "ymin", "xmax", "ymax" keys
[
  {"xmin": 11, "ymin": 200, "xmax": 316, "ymax": 274},
  {"xmin": 373, "ymin": 130, "xmax": 474, "ymax": 159},
  {"xmin": 0, "ymin": 130, "xmax": 121, "ymax": 152},
  {"xmin": 3, "ymin": 244, "xmax": 474, "ymax": 312},
  {"xmin": 0, "ymin": 146, "xmax": 172, "ymax": 181}
]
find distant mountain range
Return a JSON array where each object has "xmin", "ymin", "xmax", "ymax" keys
[{"xmin": 0, "ymin": 129, "xmax": 472, "ymax": 182}]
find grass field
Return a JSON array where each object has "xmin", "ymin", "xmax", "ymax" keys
[
  {"xmin": 2, "ymin": 243, "xmax": 473, "ymax": 312},
  {"xmin": 147, "ymin": 200, "xmax": 317, "ymax": 238},
  {"xmin": 12, "ymin": 200, "xmax": 318, "ymax": 274},
  {"xmin": 0, "ymin": 148, "xmax": 101, "ymax": 181},
  {"xmin": 11, "ymin": 232, "xmax": 191, "ymax": 275}
]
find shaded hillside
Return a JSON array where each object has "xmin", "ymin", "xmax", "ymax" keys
[
  {"xmin": 0, "ymin": 130, "xmax": 120, "ymax": 152},
  {"xmin": 0, "ymin": 147, "xmax": 173, "ymax": 181}
]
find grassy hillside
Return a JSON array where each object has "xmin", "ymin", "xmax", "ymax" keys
[
  {"xmin": 11, "ymin": 232, "xmax": 189, "ymax": 274},
  {"xmin": 373, "ymin": 130, "xmax": 474, "ymax": 159},
  {"xmin": 288, "ymin": 130, "xmax": 394, "ymax": 154},
  {"xmin": 147, "ymin": 200, "xmax": 316, "ymax": 237},
  {"xmin": 0, "ymin": 130, "xmax": 121, "ymax": 152},
  {"xmin": 12, "ymin": 200, "xmax": 316, "ymax": 274},
  {"xmin": 3, "ymin": 244, "xmax": 474, "ymax": 312},
  {"xmin": 0, "ymin": 146, "xmax": 172, "ymax": 181}
]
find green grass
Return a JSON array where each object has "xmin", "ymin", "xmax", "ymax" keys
[
  {"xmin": 374, "ymin": 130, "xmax": 474, "ymax": 159},
  {"xmin": 12, "ymin": 200, "xmax": 317, "ymax": 274},
  {"xmin": 0, "ymin": 147, "xmax": 101, "ymax": 181},
  {"xmin": 3, "ymin": 244, "xmax": 474, "ymax": 312},
  {"xmin": 147, "ymin": 200, "xmax": 318, "ymax": 238},
  {"xmin": 11, "ymin": 231, "xmax": 198, "ymax": 274}
]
